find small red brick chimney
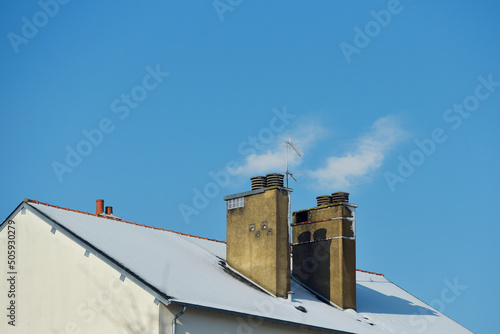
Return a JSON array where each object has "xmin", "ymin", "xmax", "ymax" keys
[
  {"xmin": 105, "ymin": 206, "xmax": 113, "ymax": 215},
  {"xmin": 96, "ymin": 199, "xmax": 104, "ymax": 214}
]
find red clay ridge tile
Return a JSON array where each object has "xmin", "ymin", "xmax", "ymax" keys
[
  {"xmin": 24, "ymin": 198, "xmax": 226, "ymax": 244},
  {"xmin": 356, "ymin": 269, "xmax": 384, "ymax": 277}
]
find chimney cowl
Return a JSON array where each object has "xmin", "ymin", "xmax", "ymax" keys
[
  {"xmin": 316, "ymin": 195, "xmax": 332, "ymax": 207},
  {"xmin": 250, "ymin": 176, "xmax": 267, "ymax": 190},
  {"xmin": 96, "ymin": 199, "xmax": 104, "ymax": 214},
  {"xmin": 265, "ymin": 173, "xmax": 284, "ymax": 188},
  {"xmin": 331, "ymin": 192, "xmax": 349, "ymax": 203},
  {"xmin": 316, "ymin": 192, "xmax": 349, "ymax": 206}
]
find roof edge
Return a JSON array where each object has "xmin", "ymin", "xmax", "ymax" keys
[
  {"xmin": 25, "ymin": 198, "xmax": 225, "ymax": 244},
  {"xmin": 168, "ymin": 300, "xmax": 357, "ymax": 334}
]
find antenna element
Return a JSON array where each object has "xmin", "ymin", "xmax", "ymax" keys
[{"xmin": 285, "ymin": 134, "xmax": 302, "ymax": 188}]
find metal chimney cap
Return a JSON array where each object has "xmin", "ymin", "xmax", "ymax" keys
[
  {"xmin": 316, "ymin": 195, "xmax": 333, "ymax": 207},
  {"xmin": 266, "ymin": 173, "xmax": 285, "ymax": 187},
  {"xmin": 331, "ymin": 192, "xmax": 349, "ymax": 203},
  {"xmin": 250, "ymin": 176, "xmax": 267, "ymax": 190}
]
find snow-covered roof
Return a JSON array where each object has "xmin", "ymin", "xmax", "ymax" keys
[{"xmin": 16, "ymin": 200, "xmax": 472, "ymax": 334}]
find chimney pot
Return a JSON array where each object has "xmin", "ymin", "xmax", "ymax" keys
[
  {"xmin": 316, "ymin": 195, "xmax": 333, "ymax": 207},
  {"xmin": 265, "ymin": 173, "xmax": 284, "ymax": 188},
  {"xmin": 331, "ymin": 192, "xmax": 349, "ymax": 203},
  {"xmin": 105, "ymin": 206, "xmax": 113, "ymax": 215},
  {"xmin": 96, "ymin": 199, "xmax": 104, "ymax": 214},
  {"xmin": 250, "ymin": 176, "xmax": 267, "ymax": 190}
]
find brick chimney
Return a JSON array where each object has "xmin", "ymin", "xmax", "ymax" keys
[
  {"xmin": 224, "ymin": 173, "xmax": 291, "ymax": 297},
  {"xmin": 291, "ymin": 192, "xmax": 357, "ymax": 310},
  {"xmin": 96, "ymin": 199, "xmax": 104, "ymax": 214}
]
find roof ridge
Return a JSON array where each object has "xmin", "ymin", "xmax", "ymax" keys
[
  {"xmin": 22, "ymin": 199, "xmax": 383, "ymax": 275},
  {"xmin": 23, "ymin": 198, "xmax": 226, "ymax": 244},
  {"xmin": 356, "ymin": 269, "xmax": 384, "ymax": 277}
]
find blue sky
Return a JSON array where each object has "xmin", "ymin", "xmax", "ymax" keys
[{"xmin": 1, "ymin": 1, "xmax": 498, "ymax": 332}]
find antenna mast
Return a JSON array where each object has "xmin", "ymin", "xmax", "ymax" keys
[
  {"xmin": 285, "ymin": 133, "xmax": 302, "ymax": 241},
  {"xmin": 285, "ymin": 133, "xmax": 302, "ymax": 188}
]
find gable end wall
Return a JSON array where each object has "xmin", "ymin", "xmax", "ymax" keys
[{"xmin": 0, "ymin": 206, "xmax": 159, "ymax": 333}]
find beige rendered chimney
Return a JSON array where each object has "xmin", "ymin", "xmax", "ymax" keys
[
  {"xmin": 224, "ymin": 174, "xmax": 291, "ymax": 297},
  {"xmin": 292, "ymin": 192, "xmax": 357, "ymax": 310}
]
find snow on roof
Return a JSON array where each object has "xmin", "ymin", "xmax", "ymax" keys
[{"xmin": 23, "ymin": 200, "xmax": 472, "ymax": 334}]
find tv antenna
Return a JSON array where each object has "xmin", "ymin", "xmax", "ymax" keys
[{"xmin": 285, "ymin": 133, "xmax": 302, "ymax": 188}]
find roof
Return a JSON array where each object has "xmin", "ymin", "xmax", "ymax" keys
[{"xmin": 4, "ymin": 199, "xmax": 473, "ymax": 334}]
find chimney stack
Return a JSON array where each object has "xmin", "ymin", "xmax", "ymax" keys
[
  {"xmin": 224, "ymin": 173, "xmax": 290, "ymax": 297},
  {"xmin": 105, "ymin": 206, "xmax": 113, "ymax": 215},
  {"xmin": 292, "ymin": 192, "xmax": 357, "ymax": 310},
  {"xmin": 96, "ymin": 199, "xmax": 104, "ymax": 215}
]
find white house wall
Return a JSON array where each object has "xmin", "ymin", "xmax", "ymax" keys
[
  {"xmin": 0, "ymin": 206, "xmax": 159, "ymax": 334},
  {"xmin": 160, "ymin": 303, "xmax": 330, "ymax": 334}
]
